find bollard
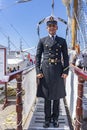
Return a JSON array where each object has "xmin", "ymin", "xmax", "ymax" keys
[
  {"xmin": 75, "ymin": 76, "xmax": 84, "ymax": 130},
  {"xmin": 16, "ymin": 74, "xmax": 22, "ymax": 130}
]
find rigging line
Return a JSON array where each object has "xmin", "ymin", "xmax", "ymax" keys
[
  {"xmin": 58, "ymin": 17, "xmax": 67, "ymax": 24},
  {"xmin": 10, "ymin": 24, "xmax": 30, "ymax": 48},
  {"xmin": 37, "ymin": 18, "xmax": 45, "ymax": 39},
  {"xmin": 16, "ymin": 0, "xmax": 32, "ymax": 4},
  {"xmin": 51, "ymin": 0, "xmax": 54, "ymax": 16},
  {"xmin": 73, "ymin": 10, "xmax": 86, "ymax": 49},
  {"xmin": 0, "ymin": 11, "xmax": 30, "ymax": 48},
  {"xmin": 0, "ymin": 31, "xmax": 19, "ymax": 50}
]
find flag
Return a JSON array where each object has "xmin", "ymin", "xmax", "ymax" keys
[
  {"xmin": 27, "ymin": 53, "xmax": 30, "ymax": 60},
  {"xmin": 52, "ymin": 0, "xmax": 54, "ymax": 9},
  {"xmin": 58, "ymin": 17, "xmax": 67, "ymax": 24},
  {"xmin": 16, "ymin": 0, "xmax": 32, "ymax": 3}
]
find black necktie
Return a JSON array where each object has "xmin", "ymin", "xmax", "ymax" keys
[{"xmin": 52, "ymin": 36, "xmax": 54, "ymax": 40}]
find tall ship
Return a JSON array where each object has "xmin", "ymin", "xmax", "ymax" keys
[{"xmin": 0, "ymin": 0, "xmax": 87, "ymax": 130}]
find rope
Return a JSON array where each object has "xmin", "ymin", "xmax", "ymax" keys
[
  {"xmin": 17, "ymin": 81, "xmax": 22, "ymax": 84},
  {"xmin": 37, "ymin": 18, "xmax": 45, "ymax": 39},
  {"xmin": 76, "ymin": 118, "xmax": 82, "ymax": 125},
  {"xmin": 17, "ymin": 120, "xmax": 22, "ymax": 127},
  {"xmin": 73, "ymin": 10, "xmax": 86, "ymax": 48},
  {"xmin": 72, "ymin": 119, "xmax": 82, "ymax": 129},
  {"xmin": 78, "ymin": 82, "xmax": 84, "ymax": 85},
  {"xmin": 58, "ymin": 17, "xmax": 67, "ymax": 24},
  {"xmin": 77, "ymin": 96, "xmax": 82, "ymax": 100},
  {"xmin": 16, "ymin": 90, "xmax": 22, "ymax": 96}
]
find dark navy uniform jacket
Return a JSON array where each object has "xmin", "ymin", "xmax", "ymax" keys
[{"xmin": 36, "ymin": 35, "xmax": 69, "ymax": 100}]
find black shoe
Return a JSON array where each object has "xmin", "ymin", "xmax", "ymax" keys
[
  {"xmin": 43, "ymin": 121, "xmax": 50, "ymax": 128},
  {"xmin": 53, "ymin": 120, "xmax": 59, "ymax": 127}
]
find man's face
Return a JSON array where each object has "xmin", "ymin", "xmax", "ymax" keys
[{"xmin": 47, "ymin": 24, "xmax": 58, "ymax": 35}]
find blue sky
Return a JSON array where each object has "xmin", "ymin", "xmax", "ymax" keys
[{"xmin": 0, "ymin": 0, "xmax": 67, "ymax": 52}]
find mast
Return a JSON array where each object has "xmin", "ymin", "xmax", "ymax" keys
[
  {"xmin": 20, "ymin": 39, "xmax": 23, "ymax": 51},
  {"xmin": 8, "ymin": 36, "xmax": 10, "ymax": 54},
  {"xmin": 71, "ymin": 0, "xmax": 78, "ymax": 49}
]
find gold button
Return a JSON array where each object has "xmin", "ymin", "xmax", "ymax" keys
[
  {"xmin": 56, "ymin": 53, "xmax": 58, "ymax": 55},
  {"xmin": 51, "ymin": 59, "xmax": 55, "ymax": 63},
  {"xmin": 56, "ymin": 49, "xmax": 58, "ymax": 51},
  {"xmin": 45, "ymin": 44, "xmax": 48, "ymax": 47}
]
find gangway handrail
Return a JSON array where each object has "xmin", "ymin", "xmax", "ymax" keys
[
  {"xmin": 0, "ymin": 65, "xmax": 35, "ymax": 130},
  {"xmin": 71, "ymin": 64, "xmax": 87, "ymax": 80},
  {"xmin": 70, "ymin": 64, "xmax": 87, "ymax": 130},
  {"xmin": 0, "ymin": 65, "xmax": 35, "ymax": 84},
  {"xmin": 9, "ymin": 65, "xmax": 35, "ymax": 81}
]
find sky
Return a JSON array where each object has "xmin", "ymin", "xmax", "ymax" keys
[{"xmin": 0, "ymin": 0, "xmax": 68, "ymax": 54}]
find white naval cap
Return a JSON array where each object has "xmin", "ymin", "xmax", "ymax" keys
[{"xmin": 44, "ymin": 15, "xmax": 58, "ymax": 26}]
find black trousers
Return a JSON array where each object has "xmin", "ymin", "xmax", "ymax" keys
[{"xmin": 44, "ymin": 99, "xmax": 60, "ymax": 121}]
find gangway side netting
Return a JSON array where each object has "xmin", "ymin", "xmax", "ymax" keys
[
  {"xmin": 77, "ymin": 0, "xmax": 87, "ymax": 49},
  {"xmin": 66, "ymin": 0, "xmax": 87, "ymax": 50}
]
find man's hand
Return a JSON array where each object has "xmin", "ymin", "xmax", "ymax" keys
[
  {"xmin": 36, "ymin": 73, "xmax": 44, "ymax": 78},
  {"xmin": 61, "ymin": 74, "xmax": 68, "ymax": 79}
]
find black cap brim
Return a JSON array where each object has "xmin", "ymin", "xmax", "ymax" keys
[{"xmin": 47, "ymin": 21, "xmax": 57, "ymax": 26}]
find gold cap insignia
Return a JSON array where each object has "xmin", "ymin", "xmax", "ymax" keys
[{"xmin": 49, "ymin": 16, "xmax": 54, "ymax": 21}]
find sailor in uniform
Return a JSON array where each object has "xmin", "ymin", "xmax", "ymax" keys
[{"xmin": 36, "ymin": 15, "xmax": 69, "ymax": 128}]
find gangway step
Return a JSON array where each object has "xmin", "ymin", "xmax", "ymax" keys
[{"xmin": 28, "ymin": 98, "xmax": 70, "ymax": 130}]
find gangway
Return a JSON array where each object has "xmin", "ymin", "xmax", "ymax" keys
[
  {"xmin": 28, "ymin": 98, "xmax": 71, "ymax": 130},
  {"xmin": 0, "ymin": 64, "xmax": 87, "ymax": 130}
]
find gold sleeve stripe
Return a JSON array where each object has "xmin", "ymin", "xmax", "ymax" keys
[{"xmin": 63, "ymin": 66, "xmax": 69, "ymax": 71}]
